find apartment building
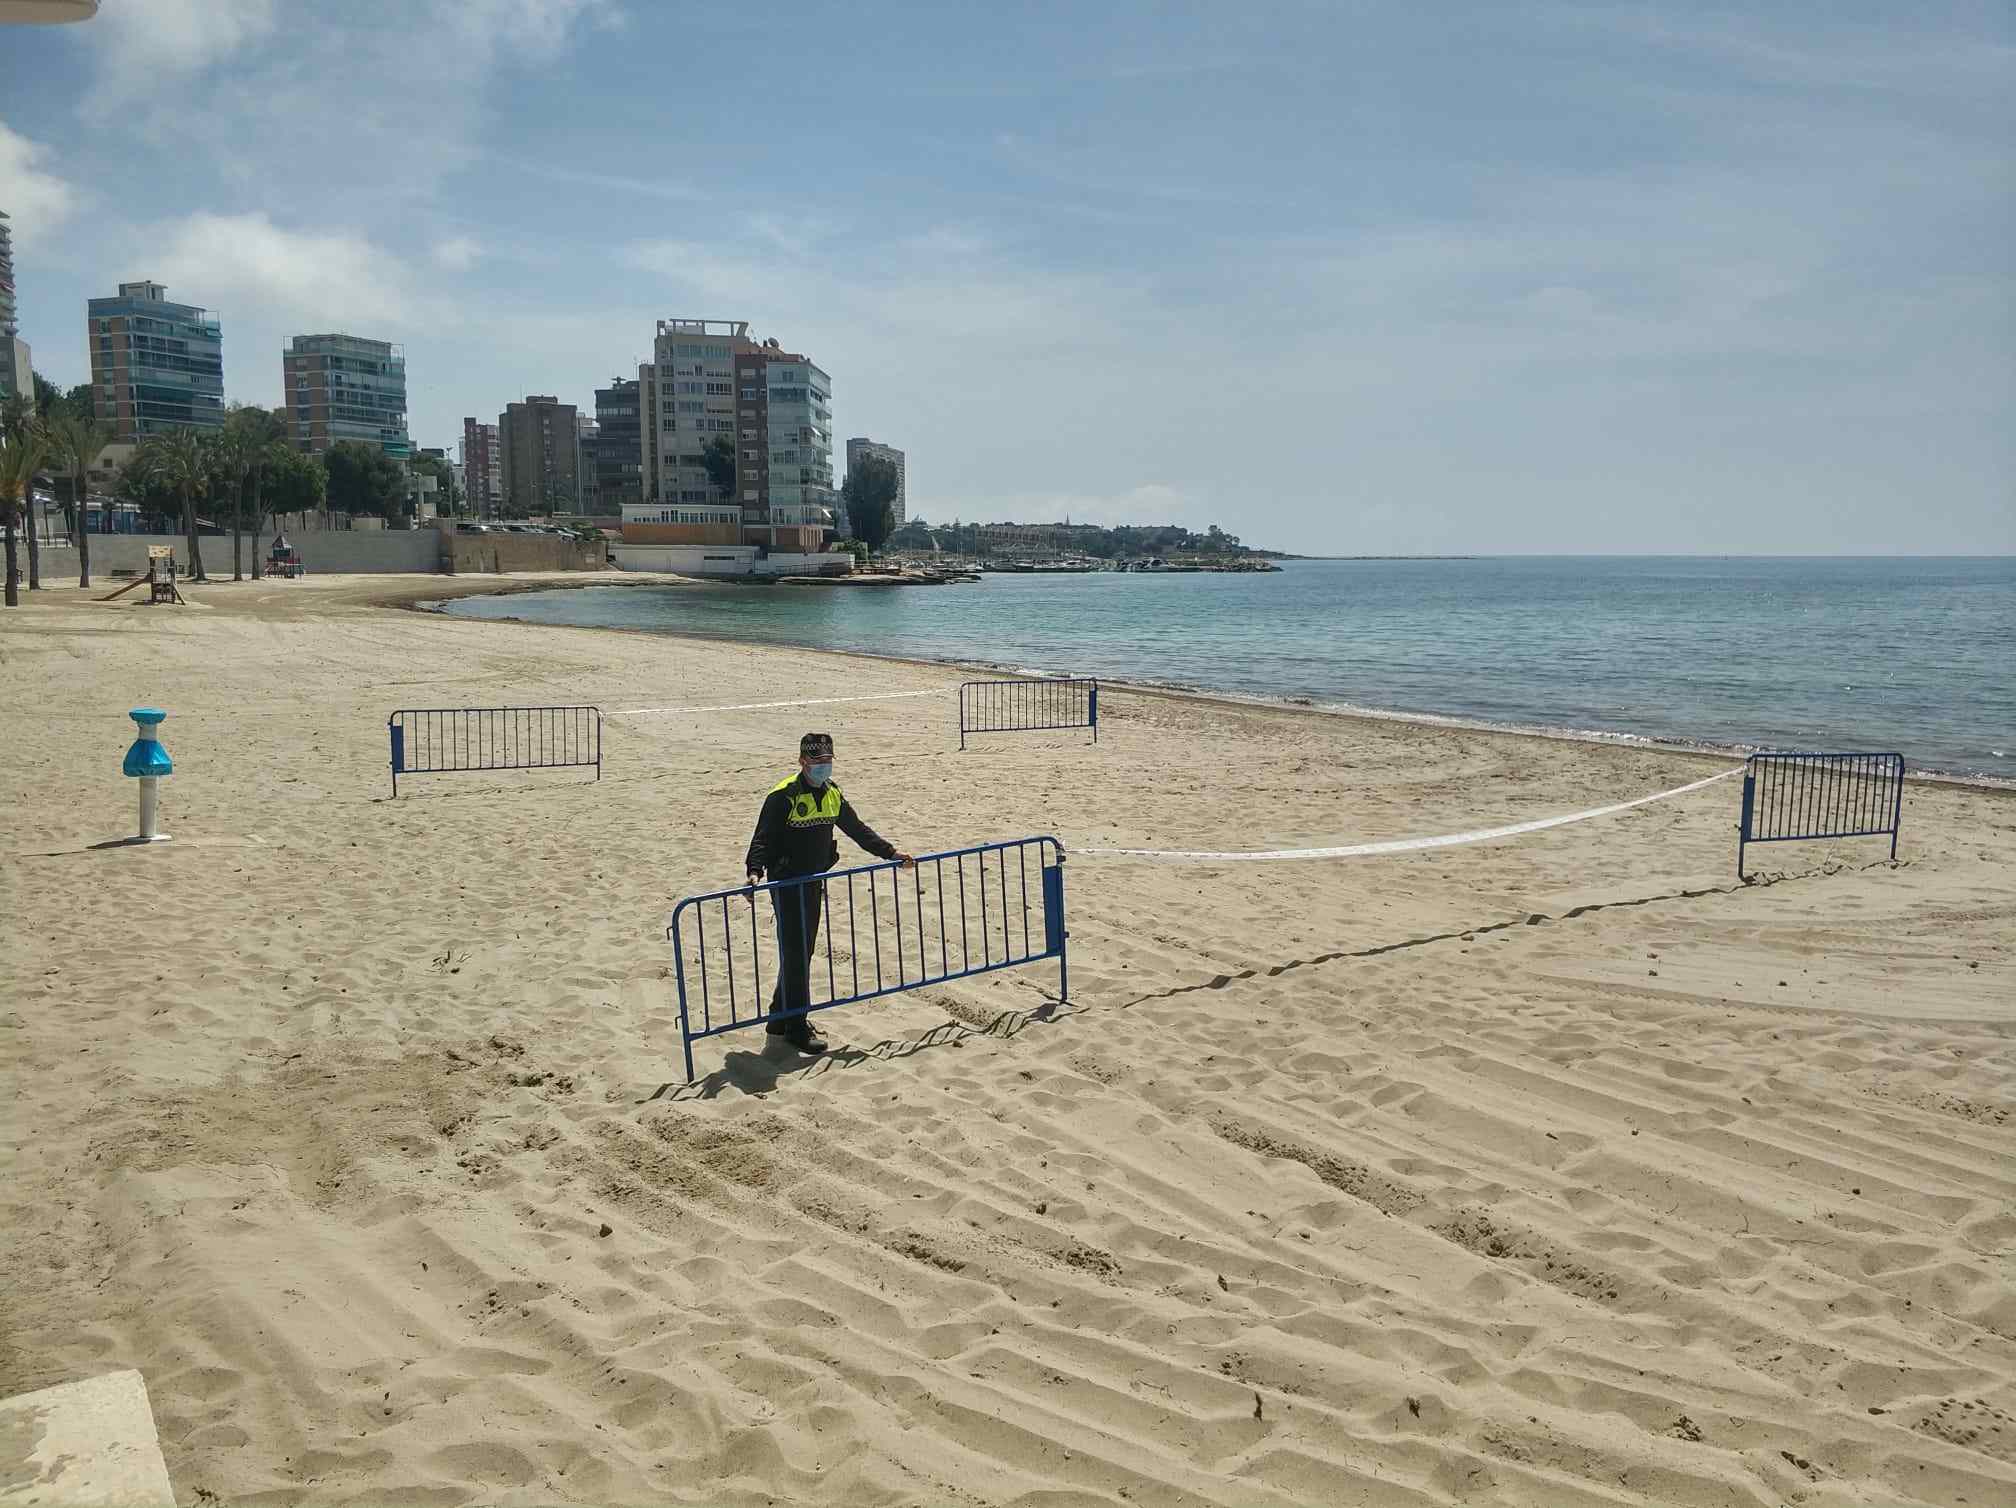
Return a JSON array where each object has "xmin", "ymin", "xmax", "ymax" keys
[
  {"xmin": 619, "ymin": 318, "xmax": 837, "ymax": 567},
  {"xmin": 86, "ymin": 280, "xmax": 224, "ymax": 442},
  {"xmin": 845, "ymin": 437, "xmax": 907, "ymax": 530},
  {"xmin": 594, "ymin": 376, "xmax": 642, "ymax": 513},
  {"xmin": 0, "ymin": 209, "xmax": 26, "ymax": 403},
  {"xmin": 283, "ymin": 333, "xmax": 410, "ymax": 458},
  {"xmin": 461, "ymin": 418, "xmax": 501, "ymax": 516},
  {"xmin": 575, "ymin": 413, "xmax": 601, "ymax": 513},
  {"xmin": 498, "ymin": 395, "xmax": 579, "ymax": 515},
  {"xmin": 734, "ymin": 344, "xmax": 835, "ymax": 551}
]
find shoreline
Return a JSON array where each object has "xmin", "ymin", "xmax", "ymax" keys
[{"xmin": 410, "ymin": 574, "xmax": 2016, "ymax": 795}]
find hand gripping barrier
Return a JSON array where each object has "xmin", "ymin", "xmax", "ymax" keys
[
  {"xmin": 666, "ymin": 837, "xmax": 1067, "ymax": 1082},
  {"xmin": 1737, "ymin": 751, "xmax": 1903, "ymax": 880},
  {"xmin": 387, "ymin": 705, "xmax": 602, "ymax": 797},
  {"xmin": 958, "ymin": 677, "xmax": 1098, "ymax": 751}
]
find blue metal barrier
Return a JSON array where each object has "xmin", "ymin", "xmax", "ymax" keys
[
  {"xmin": 388, "ymin": 705, "xmax": 602, "ymax": 797},
  {"xmin": 666, "ymin": 836, "xmax": 1067, "ymax": 1082},
  {"xmin": 1737, "ymin": 751, "xmax": 1903, "ymax": 880},
  {"xmin": 959, "ymin": 678, "xmax": 1098, "ymax": 750}
]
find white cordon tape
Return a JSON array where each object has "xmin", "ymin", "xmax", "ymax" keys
[
  {"xmin": 1080, "ymin": 767, "xmax": 1743, "ymax": 861},
  {"xmin": 612, "ymin": 687, "xmax": 954, "ymax": 716}
]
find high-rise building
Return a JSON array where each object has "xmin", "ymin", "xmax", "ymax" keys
[
  {"xmin": 846, "ymin": 438, "xmax": 907, "ymax": 531},
  {"xmin": 87, "ymin": 280, "xmax": 223, "ymax": 442},
  {"xmin": 575, "ymin": 413, "xmax": 601, "ymax": 513},
  {"xmin": 736, "ymin": 343, "xmax": 835, "ymax": 551},
  {"xmin": 594, "ymin": 376, "xmax": 642, "ymax": 514},
  {"xmin": 0, "ymin": 208, "xmax": 27, "ymax": 402},
  {"xmin": 283, "ymin": 333, "xmax": 409, "ymax": 458},
  {"xmin": 626, "ymin": 318, "xmax": 835, "ymax": 554},
  {"xmin": 461, "ymin": 418, "xmax": 501, "ymax": 516},
  {"xmin": 644, "ymin": 318, "xmax": 749, "ymax": 512},
  {"xmin": 498, "ymin": 395, "xmax": 579, "ymax": 516}
]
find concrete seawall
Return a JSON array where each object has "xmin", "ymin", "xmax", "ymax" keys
[{"xmin": 34, "ymin": 529, "xmax": 607, "ymax": 577}]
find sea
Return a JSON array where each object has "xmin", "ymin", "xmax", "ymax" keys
[{"xmin": 437, "ymin": 556, "xmax": 2016, "ymax": 780}]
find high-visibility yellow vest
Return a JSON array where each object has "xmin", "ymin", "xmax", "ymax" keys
[{"xmin": 772, "ymin": 776, "xmax": 842, "ymax": 827}]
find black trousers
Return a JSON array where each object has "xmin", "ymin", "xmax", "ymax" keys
[{"xmin": 768, "ymin": 877, "xmax": 825, "ymax": 1029}]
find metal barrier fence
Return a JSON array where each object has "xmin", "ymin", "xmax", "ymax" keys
[
  {"xmin": 666, "ymin": 836, "xmax": 1067, "ymax": 1081},
  {"xmin": 958, "ymin": 677, "xmax": 1098, "ymax": 750},
  {"xmin": 387, "ymin": 705, "xmax": 602, "ymax": 797},
  {"xmin": 1737, "ymin": 751, "xmax": 1903, "ymax": 880}
]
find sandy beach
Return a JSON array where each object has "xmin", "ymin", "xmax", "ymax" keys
[{"xmin": 3, "ymin": 572, "xmax": 2012, "ymax": 1507}]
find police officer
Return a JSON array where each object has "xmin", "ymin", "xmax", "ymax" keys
[{"xmin": 745, "ymin": 732, "xmax": 914, "ymax": 1054}]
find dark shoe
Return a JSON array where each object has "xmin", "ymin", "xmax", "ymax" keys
[{"xmin": 784, "ymin": 1021, "xmax": 829, "ymax": 1055}]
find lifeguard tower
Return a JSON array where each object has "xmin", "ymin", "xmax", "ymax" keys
[{"xmin": 266, "ymin": 533, "xmax": 306, "ymax": 579}]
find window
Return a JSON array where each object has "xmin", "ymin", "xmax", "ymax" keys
[{"xmin": 743, "ymin": 489, "xmax": 757, "ymax": 502}]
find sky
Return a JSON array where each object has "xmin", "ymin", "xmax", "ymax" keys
[{"xmin": 1, "ymin": 0, "xmax": 2011, "ymax": 554}]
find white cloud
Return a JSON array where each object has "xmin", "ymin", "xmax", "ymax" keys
[
  {"xmin": 432, "ymin": 236, "xmax": 482, "ymax": 271},
  {"xmin": 82, "ymin": 1, "xmax": 625, "ymax": 210},
  {"xmin": 145, "ymin": 211, "xmax": 417, "ymax": 326},
  {"xmin": 445, "ymin": 0, "xmax": 626, "ymax": 54},
  {"xmin": 0, "ymin": 120, "xmax": 79, "ymax": 241},
  {"xmin": 88, "ymin": 0, "xmax": 276, "ymax": 96}
]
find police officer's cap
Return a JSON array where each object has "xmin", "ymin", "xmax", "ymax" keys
[{"xmin": 800, "ymin": 731, "xmax": 834, "ymax": 759}]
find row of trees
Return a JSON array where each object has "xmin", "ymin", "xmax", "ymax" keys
[
  {"xmin": 0, "ymin": 379, "xmax": 456, "ymax": 605},
  {"xmin": 881, "ymin": 519, "xmax": 1252, "ymax": 560},
  {"xmin": 2, "ymin": 387, "xmax": 113, "ymax": 606},
  {"xmin": 105, "ymin": 406, "xmax": 334, "ymax": 586}
]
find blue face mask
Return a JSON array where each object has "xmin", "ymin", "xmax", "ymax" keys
[{"xmin": 806, "ymin": 762, "xmax": 833, "ymax": 786}]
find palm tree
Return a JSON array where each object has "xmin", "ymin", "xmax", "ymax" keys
[
  {"xmin": 145, "ymin": 427, "xmax": 211, "ymax": 581},
  {"xmin": 209, "ymin": 420, "xmax": 253, "ymax": 581},
  {"xmin": 225, "ymin": 406, "xmax": 288, "ymax": 579},
  {"xmin": 1, "ymin": 394, "xmax": 46, "ymax": 590},
  {"xmin": 42, "ymin": 409, "xmax": 115, "ymax": 589},
  {"xmin": 1, "ymin": 429, "xmax": 48, "ymax": 608}
]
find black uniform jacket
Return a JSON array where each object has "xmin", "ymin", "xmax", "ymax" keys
[{"xmin": 745, "ymin": 774, "xmax": 897, "ymax": 881}]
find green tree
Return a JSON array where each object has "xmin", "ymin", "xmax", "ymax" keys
[
  {"xmin": 64, "ymin": 382, "xmax": 94, "ymax": 419},
  {"xmin": 840, "ymin": 453, "xmax": 901, "ymax": 554},
  {"xmin": 207, "ymin": 419, "xmax": 254, "ymax": 581},
  {"xmin": 0, "ymin": 429, "xmax": 47, "ymax": 606},
  {"xmin": 42, "ymin": 407, "xmax": 115, "ymax": 588},
  {"xmin": 222, "ymin": 405, "xmax": 287, "ymax": 579},
  {"xmin": 114, "ymin": 445, "xmax": 178, "ymax": 525},
  {"xmin": 701, "ymin": 435, "xmax": 737, "ymax": 503},
  {"xmin": 33, "ymin": 372, "xmax": 63, "ymax": 418},
  {"xmin": 0, "ymin": 391, "xmax": 33, "ymax": 442},
  {"xmin": 1, "ymin": 395, "xmax": 47, "ymax": 589},
  {"xmin": 262, "ymin": 443, "xmax": 326, "ymax": 522},
  {"xmin": 142, "ymin": 428, "xmax": 215, "ymax": 580},
  {"xmin": 323, "ymin": 440, "xmax": 405, "ymax": 521}
]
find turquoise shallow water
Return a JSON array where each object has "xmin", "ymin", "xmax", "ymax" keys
[{"xmin": 440, "ymin": 557, "xmax": 2016, "ymax": 778}]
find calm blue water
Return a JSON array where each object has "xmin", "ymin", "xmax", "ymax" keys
[{"xmin": 440, "ymin": 558, "xmax": 2016, "ymax": 778}]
